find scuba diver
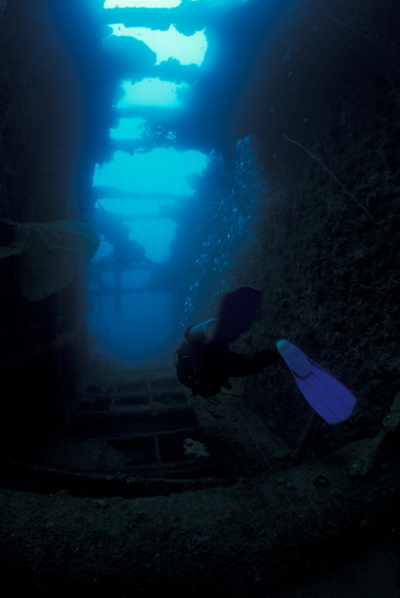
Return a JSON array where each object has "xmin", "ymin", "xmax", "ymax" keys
[
  {"xmin": 175, "ymin": 317, "xmax": 282, "ymax": 398},
  {"xmin": 174, "ymin": 287, "xmax": 357, "ymax": 424}
]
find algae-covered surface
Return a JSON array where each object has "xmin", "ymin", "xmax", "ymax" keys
[{"xmin": 0, "ymin": 448, "xmax": 398, "ymax": 597}]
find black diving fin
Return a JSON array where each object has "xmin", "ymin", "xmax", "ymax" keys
[{"xmin": 213, "ymin": 286, "xmax": 262, "ymax": 344}]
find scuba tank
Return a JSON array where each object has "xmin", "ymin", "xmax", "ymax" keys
[
  {"xmin": 185, "ymin": 318, "xmax": 219, "ymax": 346},
  {"xmin": 176, "ymin": 318, "xmax": 230, "ymax": 397}
]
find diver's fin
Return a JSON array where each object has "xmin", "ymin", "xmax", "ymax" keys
[
  {"xmin": 277, "ymin": 340, "xmax": 357, "ymax": 424},
  {"xmin": 213, "ymin": 286, "xmax": 262, "ymax": 344}
]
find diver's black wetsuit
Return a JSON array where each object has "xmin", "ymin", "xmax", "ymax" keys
[
  {"xmin": 221, "ymin": 347, "xmax": 280, "ymax": 376},
  {"xmin": 175, "ymin": 339, "xmax": 280, "ymax": 398}
]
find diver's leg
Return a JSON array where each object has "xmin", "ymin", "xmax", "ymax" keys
[{"xmin": 224, "ymin": 349, "xmax": 281, "ymax": 377}]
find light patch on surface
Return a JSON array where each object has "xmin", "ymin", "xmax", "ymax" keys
[
  {"xmin": 117, "ymin": 79, "xmax": 188, "ymax": 109},
  {"xmin": 110, "ymin": 24, "xmax": 207, "ymax": 66},
  {"xmin": 104, "ymin": 0, "xmax": 181, "ymax": 8},
  {"xmin": 97, "ymin": 198, "xmax": 178, "ymax": 218},
  {"xmin": 93, "ymin": 149, "xmax": 210, "ymax": 196}
]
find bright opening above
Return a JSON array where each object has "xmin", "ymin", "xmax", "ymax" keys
[
  {"xmin": 109, "ymin": 24, "xmax": 208, "ymax": 66},
  {"xmin": 110, "ymin": 117, "xmax": 146, "ymax": 140},
  {"xmin": 93, "ymin": 148, "xmax": 210, "ymax": 196},
  {"xmin": 117, "ymin": 79, "xmax": 189, "ymax": 109},
  {"xmin": 104, "ymin": 0, "xmax": 182, "ymax": 8}
]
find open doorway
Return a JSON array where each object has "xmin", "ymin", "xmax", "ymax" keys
[
  {"xmin": 87, "ymin": 0, "xmax": 210, "ymax": 364},
  {"xmin": 79, "ymin": 0, "xmax": 278, "ymax": 366}
]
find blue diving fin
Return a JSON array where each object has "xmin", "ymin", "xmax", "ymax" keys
[
  {"xmin": 213, "ymin": 286, "xmax": 262, "ymax": 344},
  {"xmin": 277, "ymin": 340, "xmax": 357, "ymax": 424}
]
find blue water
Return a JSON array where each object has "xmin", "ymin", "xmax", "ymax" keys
[{"xmin": 87, "ymin": 0, "xmax": 281, "ymax": 364}]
